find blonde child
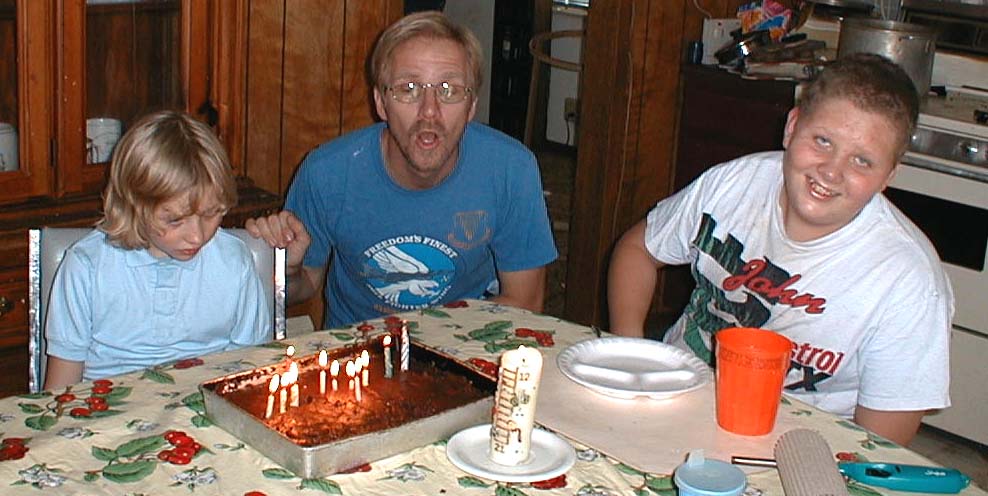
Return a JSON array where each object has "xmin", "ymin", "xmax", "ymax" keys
[{"xmin": 44, "ymin": 111, "xmax": 272, "ymax": 390}]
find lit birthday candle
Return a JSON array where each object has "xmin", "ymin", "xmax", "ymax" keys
[
  {"xmin": 346, "ymin": 360, "xmax": 356, "ymax": 391},
  {"xmin": 360, "ymin": 350, "xmax": 370, "ymax": 386},
  {"xmin": 383, "ymin": 335, "xmax": 394, "ymax": 378},
  {"xmin": 489, "ymin": 345, "xmax": 544, "ymax": 466},
  {"xmin": 265, "ymin": 374, "xmax": 280, "ymax": 419},
  {"xmin": 330, "ymin": 359, "xmax": 340, "ymax": 392},
  {"xmin": 279, "ymin": 376, "xmax": 287, "ymax": 414},
  {"xmin": 400, "ymin": 325, "xmax": 410, "ymax": 371},
  {"xmin": 318, "ymin": 350, "xmax": 328, "ymax": 394},
  {"xmin": 285, "ymin": 344, "xmax": 296, "ymax": 367},
  {"xmin": 287, "ymin": 361, "xmax": 300, "ymax": 407}
]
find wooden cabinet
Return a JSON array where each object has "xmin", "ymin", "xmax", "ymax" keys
[
  {"xmin": 0, "ymin": 0, "xmax": 217, "ymax": 203},
  {"xmin": 0, "ymin": 0, "xmax": 400, "ymax": 397}
]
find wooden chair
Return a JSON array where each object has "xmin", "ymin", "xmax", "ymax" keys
[{"xmin": 27, "ymin": 227, "xmax": 285, "ymax": 393}]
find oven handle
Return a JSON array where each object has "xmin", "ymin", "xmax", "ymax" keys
[{"xmin": 902, "ymin": 153, "xmax": 988, "ymax": 184}]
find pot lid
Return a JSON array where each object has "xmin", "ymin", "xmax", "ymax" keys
[{"xmin": 804, "ymin": 0, "xmax": 875, "ymax": 11}]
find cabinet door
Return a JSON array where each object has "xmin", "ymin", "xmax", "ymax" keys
[
  {"xmin": 0, "ymin": 0, "xmax": 211, "ymax": 204},
  {"xmin": 0, "ymin": 0, "xmax": 55, "ymax": 200},
  {"xmin": 57, "ymin": 0, "xmax": 210, "ymax": 197}
]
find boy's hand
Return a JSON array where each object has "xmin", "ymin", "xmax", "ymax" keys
[{"xmin": 245, "ymin": 211, "xmax": 311, "ymax": 273}]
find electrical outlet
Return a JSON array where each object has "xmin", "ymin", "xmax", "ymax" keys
[{"xmin": 564, "ymin": 97, "xmax": 578, "ymax": 121}]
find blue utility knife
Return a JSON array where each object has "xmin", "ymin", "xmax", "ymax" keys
[{"xmin": 839, "ymin": 462, "xmax": 971, "ymax": 493}]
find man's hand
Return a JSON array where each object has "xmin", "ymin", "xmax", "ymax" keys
[
  {"xmin": 245, "ymin": 211, "xmax": 310, "ymax": 274},
  {"xmin": 245, "ymin": 211, "xmax": 323, "ymax": 304}
]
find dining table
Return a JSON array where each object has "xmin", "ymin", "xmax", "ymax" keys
[{"xmin": 0, "ymin": 299, "xmax": 982, "ymax": 495}]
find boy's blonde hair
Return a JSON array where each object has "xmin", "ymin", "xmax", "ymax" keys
[
  {"xmin": 99, "ymin": 110, "xmax": 237, "ymax": 249},
  {"xmin": 369, "ymin": 11, "xmax": 484, "ymax": 91}
]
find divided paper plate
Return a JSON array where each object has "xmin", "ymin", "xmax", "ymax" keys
[{"xmin": 556, "ymin": 337, "xmax": 713, "ymax": 400}]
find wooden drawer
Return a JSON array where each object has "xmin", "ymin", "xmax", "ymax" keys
[
  {"xmin": 0, "ymin": 277, "xmax": 28, "ymax": 346},
  {"xmin": 0, "ymin": 345, "xmax": 29, "ymax": 399}
]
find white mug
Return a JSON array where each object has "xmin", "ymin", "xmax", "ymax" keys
[
  {"xmin": 86, "ymin": 118, "xmax": 123, "ymax": 164},
  {"xmin": 0, "ymin": 122, "xmax": 17, "ymax": 172}
]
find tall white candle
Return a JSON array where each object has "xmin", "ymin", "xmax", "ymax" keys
[
  {"xmin": 318, "ymin": 350, "xmax": 328, "ymax": 395},
  {"xmin": 489, "ymin": 345, "xmax": 544, "ymax": 466},
  {"xmin": 383, "ymin": 335, "xmax": 394, "ymax": 378},
  {"xmin": 400, "ymin": 325, "xmax": 410, "ymax": 371},
  {"xmin": 331, "ymin": 359, "xmax": 340, "ymax": 392},
  {"xmin": 265, "ymin": 374, "xmax": 280, "ymax": 419},
  {"xmin": 288, "ymin": 362, "xmax": 300, "ymax": 407}
]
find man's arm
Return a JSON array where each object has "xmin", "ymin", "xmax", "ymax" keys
[
  {"xmin": 853, "ymin": 405, "xmax": 927, "ymax": 446},
  {"xmin": 607, "ymin": 220, "xmax": 665, "ymax": 338},
  {"xmin": 44, "ymin": 356, "xmax": 84, "ymax": 391},
  {"xmin": 491, "ymin": 267, "xmax": 546, "ymax": 313},
  {"xmin": 245, "ymin": 211, "xmax": 323, "ymax": 306}
]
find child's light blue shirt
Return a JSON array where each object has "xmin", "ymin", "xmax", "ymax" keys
[{"xmin": 45, "ymin": 228, "xmax": 272, "ymax": 380}]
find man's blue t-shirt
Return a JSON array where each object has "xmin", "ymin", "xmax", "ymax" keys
[{"xmin": 286, "ymin": 122, "xmax": 558, "ymax": 328}]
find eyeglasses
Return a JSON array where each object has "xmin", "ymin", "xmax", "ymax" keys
[{"xmin": 383, "ymin": 81, "xmax": 474, "ymax": 104}]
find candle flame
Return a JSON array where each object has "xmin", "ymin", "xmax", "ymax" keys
[
  {"xmin": 282, "ymin": 362, "xmax": 299, "ymax": 385},
  {"xmin": 286, "ymin": 345, "xmax": 296, "ymax": 358},
  {"xmin": 346, "ymin": 360, "xmax": 356, "ymax": 378},
  {"xmin": 383, "ymin": 334, "xmax": 392, "ymax": 346},
  {"xmin": 360, "ymin": 350, "xmax": 370, "ymax": 368},
  {"xmin": 268, "ymin": 374, "xmax": 280, "ymax": 393},
  {"xmin": 318, "ymin": 350, "xmax": 328, "ymax": 367},
  {"xmin": 331, "ymin": 359, "xmax": 340, "ymax": 376}
]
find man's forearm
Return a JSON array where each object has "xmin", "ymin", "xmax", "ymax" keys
[{"xmin": 285, "ymin": 265, "xmax": 322, "ymax": 306}]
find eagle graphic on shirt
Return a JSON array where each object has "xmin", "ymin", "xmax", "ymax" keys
[{"xmin": 361, "ymin": 236, "xmax": 457, "ymax": 310}]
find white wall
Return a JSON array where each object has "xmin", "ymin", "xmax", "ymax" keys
[
  {"xmin": 444, "ymin": 1, "xmax": 495, "ymax": 124},
  {"xmin": 545, "ymin": 7, "xmax": 584, "ymax": 146}
]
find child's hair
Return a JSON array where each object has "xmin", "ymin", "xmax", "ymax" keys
[
  {"xmin": 369, "ymin": 11, "xmax": 484, "ymax": 91},
  {"xmin": 99, "ymin": 110, "xmax": 238, "ymax": 249},
  {"xmin": 797, "ymin": 53, "xmax": 919, "ymax": 154}
]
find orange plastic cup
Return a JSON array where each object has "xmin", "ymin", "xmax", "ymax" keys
[{"xmin": 715, "ymin": 327, "xmax": 792, "ymax": 436}]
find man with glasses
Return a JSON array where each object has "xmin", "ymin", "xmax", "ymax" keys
[{"xmin": 247, "ymin": 11, "xmax": 557, "ymax": 328}]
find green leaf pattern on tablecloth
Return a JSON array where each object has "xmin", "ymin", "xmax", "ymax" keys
[
  {"xmin": 458, "ymin": 475, "xmax": 493, "ymax": 488},
  {"xmin": 848, "ymin": 479, "xmax": 885, "ymax": 496},
  {"xmin": 141, "ymin": 368, "xmax": 176, "ymax": 384}
]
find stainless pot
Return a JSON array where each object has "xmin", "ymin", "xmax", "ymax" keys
[{"xmin": 837, "ymin": 19, "xmax": 937, "ymax": 94}]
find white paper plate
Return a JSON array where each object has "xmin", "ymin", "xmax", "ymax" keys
[
  {"xmin": 556, "ymin": 337, "xmax": 713, "ymax": 400},
  {"xmin": 446, "ymin": 424, "xmax": 576, "ymax": 483}
]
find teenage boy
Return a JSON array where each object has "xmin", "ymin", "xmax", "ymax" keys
[{"xmin": 608, "ymin": 54, "xmax": 952, "ymax": 446}]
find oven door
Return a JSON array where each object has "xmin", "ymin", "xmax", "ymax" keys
[
  {"xmin": 885, "ymin": 153, "xmax": 988, "ymax": 337},
  {"xmin": 885, "ymin": 153, "xmax": 988, "ymax": 444}
]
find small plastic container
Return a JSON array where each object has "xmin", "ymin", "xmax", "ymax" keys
[{"xmin": 674, "ymin": 450, "xmax": 746, "ymax": 496}]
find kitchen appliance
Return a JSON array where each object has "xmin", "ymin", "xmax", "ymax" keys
[
  {"xmin": 881, "ymin": 0, "xmax": 988, "ymax": 443},
  {"xmin": 837, "ymin": 18, "xmax": 938, "ymax": 95}
]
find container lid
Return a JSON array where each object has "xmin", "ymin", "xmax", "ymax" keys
[{"xmin": 674, "ymin": 451, "xmax": 747, "ymax": 496}]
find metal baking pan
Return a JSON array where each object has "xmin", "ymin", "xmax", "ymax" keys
[{"xmin": 200, "ymin": 341, "xmax": 495, "ymax": 478}]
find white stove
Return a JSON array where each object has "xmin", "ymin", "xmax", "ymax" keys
[{"xmin": 889, "ymin": 49, "xmax": 988, "ymax": 446}]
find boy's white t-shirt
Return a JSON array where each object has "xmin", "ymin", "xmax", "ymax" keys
[{"xmin": 645, "ymin": 151, "xmax": 953, "ymax": 418}]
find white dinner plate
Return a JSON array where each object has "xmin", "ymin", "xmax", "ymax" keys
[
  {"xmin": 556, "ymin": 336, "xmax": 713, "ymax": 400},
  {"xmin": 446, "ymin": 424, "xmax": 576, "ymax": 483}
]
